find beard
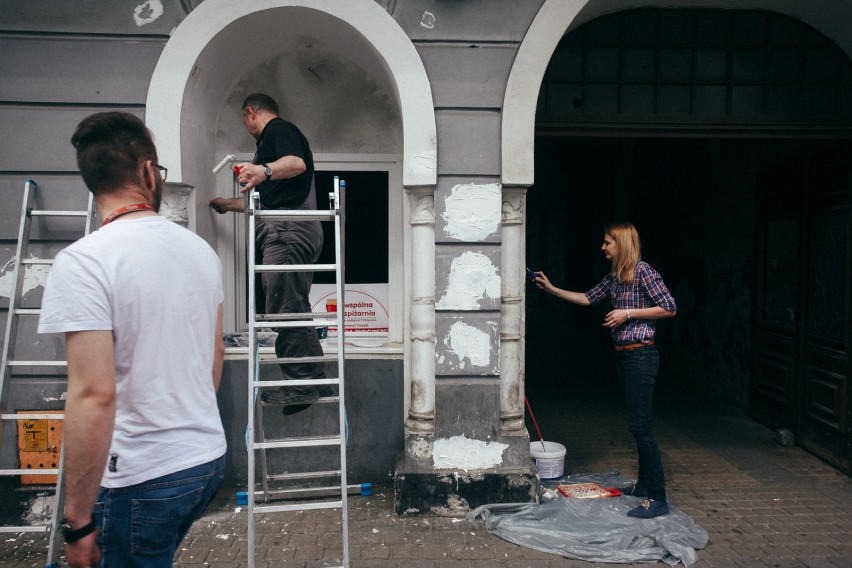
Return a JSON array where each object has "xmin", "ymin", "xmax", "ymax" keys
[{"xmin": 152, "ymin": 176, "xmax": 163, "ymax": 212}]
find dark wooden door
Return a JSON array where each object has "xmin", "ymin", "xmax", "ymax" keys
[{"xmin": 752, "ymin": 156, "xmax": 851, "ymax": 475}]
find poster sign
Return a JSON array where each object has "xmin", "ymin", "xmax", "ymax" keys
[{"xmin": 310, "ymin": 283, "xmax": 389, "ymax": 335}]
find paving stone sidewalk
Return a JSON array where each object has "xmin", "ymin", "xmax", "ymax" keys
[{"xmin": 3, "ymin": 384, "xmax": 851, "ymax": 567}]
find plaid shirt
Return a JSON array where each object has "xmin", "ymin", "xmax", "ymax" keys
[{"xmin": 585, "ymin": 260, "xmax": 677, "ymax": 345}]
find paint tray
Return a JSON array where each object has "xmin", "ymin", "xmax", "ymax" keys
[{"xmin": 556, "ymin": 482, "xmax": 621, "ymax": 499}]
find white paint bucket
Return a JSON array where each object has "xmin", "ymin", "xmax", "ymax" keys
[{"xmin": 529, "ymin": 441, "xmax": 566, "ymax": 479}]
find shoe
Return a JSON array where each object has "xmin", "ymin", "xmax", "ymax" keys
[
  {"xmin": 261, "ymin": 387, "xmax": 319, "ymax": 410},
  {"xmin": 319, "ymin": 386, "xmax": 334, "ymax": 397},
  {"xmin": 616, "ymin": 483, "xmax": 649, "ymax": 498},
  {"xmin": 627, "ymin": 499, "xmax": 669, "ymax": 519}
]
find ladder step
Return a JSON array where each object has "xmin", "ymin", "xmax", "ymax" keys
[
  {"xmin": 256, "ymin": 312, "xmax": 337, "ymax": 322},
  {"xmin": 266, "ymin": 469, "xmax": 341, "ymax": 482},
  {"xmin": 261, "ymin": 396, "xmax": 340, "ymax": 407},
  {"xmin": 29, "ymin": 210, "xmax": 90, "ymax": 218},
  {"xmin": 21, "ymin": 258, "xmax": 55, "ymax": 266},
  {"xmin": 14, "ymin": 308, "xmax": 41, "ymax": 316},
  {"xmin": 254, "ymin": 377, "xmax": 339, "ymax": 388},
  {"xmin": 254, "ymin": 435, "xmax": 341, "ymax": 450},
  {"xmin": 6, "ymin": 360, "xmax": 67, "ymax": 367},
  {"xmin": 257, "ymin": 485, "xmax": 343, "ymax": 498},
  {"xmin": 0, "ymin": 525, "xmax": 51, "ymax": 534},
  {"xmin": 254, "ymin": 210, "xmax": 336, "ymax": 221},
  {"xmin": 1, "ymin": 468, "xmax": 60, "ymax": 476},
  {"xmin": 253, "ymin": 500, "xmax": 342, "ymax": 514},
  {"xmin": 254, "ymin": 319, "xmax": 336, "ymax": 330},
  {"xmin": 2, "ymin": 413, "xmax": 65, "ymax": 420},
  {"xmin": 259, "ymin": 354, "xmax": 339, "ymax": 365},
  {"xmin": 255, "ymin": 263, "xmax": 337, "ymax": 273}
]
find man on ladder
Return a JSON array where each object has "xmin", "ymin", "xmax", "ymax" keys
[
  {"xmin": 210, "ymin": 93, "xmax": 329, "ymax": 414},
  {"xmin": 37, "ymin": 112, "xmax": 227, "ymax": 567}
]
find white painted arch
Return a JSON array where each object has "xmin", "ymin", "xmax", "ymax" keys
[
  {"xmin": 145, "ymin": 0, "xmax": 436, "ymax": 188},
  {"xmin": 502, "ymin": 0, "xmax": 852, "ymax": 186}
]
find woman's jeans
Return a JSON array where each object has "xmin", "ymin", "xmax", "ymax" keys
[
  {"xmin": 93, "ymin": 454, "xmax": 225, "ymax": 567},
  {"xmin": 616, "ymin": 345, "xmax": 666, "ymax": 502}
]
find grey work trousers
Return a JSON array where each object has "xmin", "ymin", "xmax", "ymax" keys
[{"xmin": 256, "ymin": 217, "xmax": 325, "ymax": 393}]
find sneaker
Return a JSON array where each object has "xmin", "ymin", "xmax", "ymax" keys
[{"xmin": 627, "ymin": 499, "xmax": 669, "ymax": 519}]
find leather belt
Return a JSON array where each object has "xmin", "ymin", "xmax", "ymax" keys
[{"xmin": 615, "ymin": 341, "xmax": 654, "ymax": 351}]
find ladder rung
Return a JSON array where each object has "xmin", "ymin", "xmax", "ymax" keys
[
  {"xmin": 254, "ymin": 320, "xmax": 335, "ymax": 329},
  {"xmin": 14, "ymin": 308, "xmax": 41, "ymax": 316},
  {"xmin": 256, "ymin": 312, "xmax": 337, "ymax": 322},
  {"xmin": 255, "ymin": 263, "xmax": 337, "ymax": 273},
  {"xmin": 30, "ymin": 210, "xmax": 90, "ymax": 218},
  {"xmin": 0, "ymin": 525, "xmax": 51, "ymax": 534},
  {"xmin": 257, "ymin": 485, "xmax": 343, "ymax": 498},
  {"xmin": 253, "ymin": 500, "xmax": 342, "ymax": 514},
  {"xmin": 266, "ymin": 470, "xmax": 341, "ymax": 482},
  {"xmin": 254, "ymin": 377, "xmax": 339, "ymax": 388},
  {"xmin": 254, "ymin": 435, "xmax": 341, "ymax": 450},
  {"xmin": 258, "ymin": 355, "xmax": 338, "ymax": 365},
  {"xmin": 21, "ymin": 258, "xmax": 54, "ymax": 266},
  {"xmin": 6, "ymin": 360, "xmax": 67, "ymax": 367},
  {"xmin": 254, "ymin": 210, "xmax": 336, "ymax": 221},
  {"xmin": 2, "ymin": 413, "xmax": 64, "ymax": 420},
  {"xmin": 261, "ymin": 396, "xmax": 340, "ymax": 407},
  {"xmin": 1, "ymin": 469, "xmax": 60, "ymax": 476}
]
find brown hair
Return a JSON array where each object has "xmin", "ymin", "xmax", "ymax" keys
[
  {"xmin": 606, "ymin": 222, "xmax": 641, "ymax": 284},
  {"xmin": 71, "ymin": 112, "xmax": 157, "ymax": 195}
]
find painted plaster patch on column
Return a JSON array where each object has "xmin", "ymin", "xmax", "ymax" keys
[
  {"xmin": 133, "ymin": 0, "xmax": 164, "ymax": 26},
  {"xmin": 442, "ymin": 184, "xmax": 501, "ymax": 241},
  {"xmin": 445, "ymin": 321, "xmax": 490, "ymax": 368},
  {"xmin": 437, "ymin": 251, "xmax": 500, "ymax": 310},
  {"xmin": 433, "ymin": 435, "xmax": 507, "ymax": 471},
  {"xmin": 420, "ymin": 11, "xmax": 436, "ymax": 29},
  {"xmin": 0, "ymin": 257, "xmax": 50, "ymax": 299}
]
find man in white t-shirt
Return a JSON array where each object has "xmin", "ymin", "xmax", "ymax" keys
[{"xmin": 38, "ymin": 112, "xmax": 226, "ymax": 568}]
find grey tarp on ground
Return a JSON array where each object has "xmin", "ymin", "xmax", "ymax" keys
[{"xmin": 469, "ymin": 491, "xmax": 708, "ymax": 566}]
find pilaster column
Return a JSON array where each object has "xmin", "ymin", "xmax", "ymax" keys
[
  {"xmin": 500, "ymin": 185, "xmax": 527, "ymax": 432},
  {"xmin": 405, "ymin": 186, "xmax": 436, "ymax": 433}
]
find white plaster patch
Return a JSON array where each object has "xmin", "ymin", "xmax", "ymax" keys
[
  {"xmin": 445, "ymin": 321, "xmax": 490, "ymax": 367},
  {"xmin": 442, "ymin": 184, "xmax": 501, "ymax": 241},
  {"xmin": 433, "ymin": 435, "xmax": 507, "ymax": 471},
  {"xmin": 420, "ymin": 11, "xmax": 436, "ymax": 29},
  {"xmin": 133, "ymin": 0, "xmax": 164, "ymax": 26},
  {"xmin": 0, "ymin": 257, "xmax": 50, "ymax": 299},
  {"xmin": 437, "ymin": 251, "xmax": 500, "ymax": 310}
]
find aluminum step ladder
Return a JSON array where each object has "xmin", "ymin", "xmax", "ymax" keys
[
  {"xmin": 0, "ymin": 179, "xmax": 95, "ymax": 568},
  {"xmin": 245, "ymin": 176, "xmax": 349, "ymax": 568}
]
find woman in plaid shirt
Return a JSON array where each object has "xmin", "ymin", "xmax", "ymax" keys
[{"xmin": 533, "ymin": 222, "xmax": 676, "ymax": 519}]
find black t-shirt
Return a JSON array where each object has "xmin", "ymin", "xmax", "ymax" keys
[{"xmin": 253, "ymin": 118, "xmax": 314, "ymax": 209}]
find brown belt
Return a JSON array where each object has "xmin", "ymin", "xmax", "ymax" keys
[{"xmin": 615, "ymin": 341, "xmax": 654, "ymax": 351}]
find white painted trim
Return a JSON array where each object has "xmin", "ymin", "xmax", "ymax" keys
[{"xmin": 145, "ymin": 0, "xmax": 436, "ymax": 187}]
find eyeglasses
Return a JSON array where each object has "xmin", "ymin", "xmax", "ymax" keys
[{"xmin": 153, "ymin": 163, "xmax": 168, "ymax": 182}]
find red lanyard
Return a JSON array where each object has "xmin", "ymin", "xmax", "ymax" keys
[{"xmin": 101, "ymin": 203, "xmax": 154, "ymax": 226}]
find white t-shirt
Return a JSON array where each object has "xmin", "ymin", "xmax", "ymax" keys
[{"xmin": 38, "ymin": 215, "xmax": 227, "ymax": 488}]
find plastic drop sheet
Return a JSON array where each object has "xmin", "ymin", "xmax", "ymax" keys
[{"xmin": 469, "ymin": 484, "xmax": 708, "ymax": 566}]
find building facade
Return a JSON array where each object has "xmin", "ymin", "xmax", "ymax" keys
[{"xmin": 1, "ymin": 0, "xmax": 850, "ymax": 514}]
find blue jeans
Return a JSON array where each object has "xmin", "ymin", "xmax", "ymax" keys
[
  {"xmin": 93, "ymin": 454, "xmax": 225, "ymax": 567},
  {"xmin": 616, "ymin": 346, "xmax": 666, "ymax": 502}
]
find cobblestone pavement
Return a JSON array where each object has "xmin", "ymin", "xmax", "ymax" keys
[{"xmin": 2, "ymin": 382, "xmax": 851, "ymax": 567}]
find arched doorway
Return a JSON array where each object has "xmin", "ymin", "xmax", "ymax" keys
[{"xmin": 518, "ymin": 7, "xmax": 852, "ymax": 474}]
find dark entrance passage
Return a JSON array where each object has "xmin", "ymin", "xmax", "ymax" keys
[{"xmin": 524, "ymin": 136, "xmax": 852, "ymax": 474}]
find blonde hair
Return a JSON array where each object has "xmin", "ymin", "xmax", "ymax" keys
[{"xmin": 606, "ymin": 222, "xmax": 641, "ymax": 284}]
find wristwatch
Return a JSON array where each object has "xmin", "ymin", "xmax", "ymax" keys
[
  {"xmin": 62, "ymin": 516, "xmax": 97, "ymax": 543},
  {"xmin": 262, "ymin": 164, "xmax": 273, "ymax": 181}
]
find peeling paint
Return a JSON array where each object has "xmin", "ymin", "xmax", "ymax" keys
[
  {"xmin": 437, "ymin": 251, "xmax": 500, "ymax": 310},
  {"xmin": 445, "ymin": 321, "xmax": 490, "ymax": 367},
  {"xmin": 0, "ymin": 256, "xmax": 50, "ymax": 299},
  {"xmin": 420, "ymin": 11, "xmax": 436, "ymax": 29},
  {"xmin": 133, "ymin": 0, "xmax": 163, "ymax": 26},
  {"xmin": 442, "ymin": 184, "xmax": 501, "ymax": 241},
  {"xmin": 433, "ymin": 435, "xmax": 507, "ymax": 471},
  {"xmin": 409, "ymin": 437, "xmax": 432, "ymax": 460}
]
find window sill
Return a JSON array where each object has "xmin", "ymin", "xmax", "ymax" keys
[{"xmin": 223, "ymin": 337, "xmax": 403, "ymax": 360}]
